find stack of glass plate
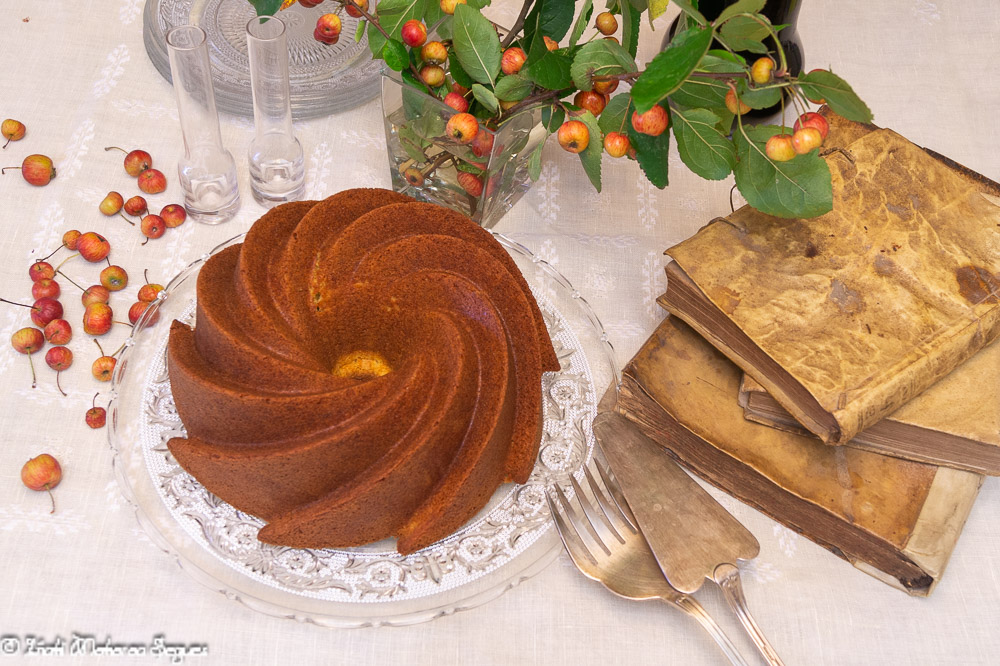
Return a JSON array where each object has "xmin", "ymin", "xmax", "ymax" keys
[{"xmin": 143, "ymin": 0, "xmax": 382, "ymax": 119}]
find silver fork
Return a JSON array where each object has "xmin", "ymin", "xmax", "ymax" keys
[{"xmin": 548, "ymin": 461, "xmax": 750, "ymax": 666}]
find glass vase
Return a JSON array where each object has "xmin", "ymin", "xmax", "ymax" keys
[
  {"xmin": 246, "ymin": 15, "xmax": 305, "ymax": 207},
  {"xmin": 166, "ymin": 24, "xmax": 241, "ymax": 224},
  {"xmin": 381, "ymin": 71, "xmax": 546, "ymax": 230}
]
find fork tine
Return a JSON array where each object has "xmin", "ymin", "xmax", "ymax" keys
[
  {"xmin": 567, "ymin": 476, "xmax": 615, "ymax": 555},
  {"xmin": 573, "ymin": 470, "xmax": 625, "ymax": 545},
  {"xmin": 594, "ymin": 458, "xmax": 639, "ymax": 531},
  {"xmin": 581, "ymin": 464, "xmax": 626, "ymax": 543},
  {"xmin": 546, "ymin": 490, "xmax": 599, "ymax": 569},
  {"xmin": 556, "ymin": 483, "xmax": 611, "ymax": 557}
]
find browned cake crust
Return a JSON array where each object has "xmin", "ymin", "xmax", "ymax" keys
[{"xmin": 166, "ymin": 189, "xmax": 556, "ymax": 554}]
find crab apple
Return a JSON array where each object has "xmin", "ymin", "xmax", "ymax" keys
[
  {"xmin": 421, "ymin": 41, "xmax": 448, "ymax": 65},
  {"xmin": 298, "ymin": 0, "xmax": 322, "ymax": 6},
  {"xmin": 43, "ymin": 318, "xmax": 72, "ymax": 345},
  {"xmin": 86, "ymin": 394, "xmax": 107, "ymax": 429},
  {"xmin": 420, "ymin": 65, "xmax": 446, "ymax": 88},
  {"xmin": 469, "ymin": 129, "xmax": 494, "ymax": 158},
  {"xmin": 501, "ymin": 47, "xmax": 527, "ymax": 76},
  {"xmin": 314, "ymin": 26, "xmax": 339, "ymax": 45},
  {"xmin": 92, "ymin": 355, "xmax": 116, "ymax": 382},
  {"xmin": 11, "ymin": 327, "xmax": 44, "ymax": 388},
  {"xmin": 29, "ymin": 261, "xmax": 55, "ymax": 282},
  {"xmin": 3, "ymin": 154, "xmax": 56, "ymax": 186},
  {"xmin": 573, "ymin": 90, "xmax": 607, "ymax": 117},
  {"xmin": 45, "ymin": 345, "xmax": 73, "ymax": 396},
  {"xmin": 400, "ymin": 19, "xmax": 427, "ymax": 48},
  {"xmin": 124, "ymin": 195, "xmax": 148, "ymax": 217},
  {"xmin": 765, "ymin": 133, "xmax": 796, "ymax": 162},
  {"xmin": 31, "ymin": 298, "xmax": 63, "ymax": 328},
  {"xmin": 100, "ymin": 265, "xmax": 128, "ymax": 291},
  {"xmin": 794, "ymin": 111, "xmax": 830, "ymax": 140},
  {"xmin": 724, "ymin": 88, "xmax": 751, "ymax": 115},
  {"xmin": 2, "ymin": 119, "xmax": 26, "ymax": 148},
  {"xmin": 105, "ymin": 146, "xmax": 152, "ymax": 176},
  {"xmin": 445, "ymin": 113, "xmax": 479, "ymax": 144},
  {"xmin": 82, "ymin": 285, "xmax": 111, "ymax": 307},
  {"xmin": 99, "ymin": 191, "xmax": 125, "ymax": 215},
  {"xmin": 160, "ymin": 204, "xmax": 187, "ymax": 228},
  {"xmin": 402, "ymin": 166, "xmax": 424, "ymax": 187},
  {"xmin": 129, "ymin": 300, "xmax": 160, "ymax": 326},
  {"xmin": 457, "ymin": 171, "xmax": 484, "ymax": 197},
  {"xmin": 137, "ymin": 168, "xmax": 167, "ymax": 194},
  {"xmin": 443, "ymin": 92, "xmax": 470, "ymax": 113},
  {"xmin": 77, "ymin": 232, "xmax": 111, "ymax": 263},
  {"xmin": 21, "ymin": 453, "xmax": 62, "ymax": 513},
  {"xmin": 557, "ymin": 120, "xmax": 590, "ymax": 154},
  {"xmin": 631, "ymin": 105, "xmax": 669, "ymax": 136},
  {"xmin": 593, "ymin": 78, "xmax": 619, "ymax": 95},
  {"xmin": 451, "ymin": 81, "xmax": 470, "ymax": 96},
  {"xmin": 439, "ymin": 0, "xmax": 466, "ymax": 15},
  {"xmin": 345, "ymin": 0, "xmax": 368, "ymax": 18},
  {"xmin": 543, "ymin": 36, "xmax": 559, "ymax": 51},
  {"xmin": 140, "ymin": 214, "xmax": 166, "ymax": 241},
  {"xmin": 32, "ymin": 278, "xmax": 60, "ymax": 300},
  {"xmin": 62, "ymin": 230, "xmax": 82, "ymax": 251},
  {"xmin": 603, "ymin": 132, "xmax": 631, "ymax": 158},
  {"xmin": 751, "ymin": 56, "xmax": 775, "ymax": 84},
  {"xmin": 83, "ymin": 302, "xmax": 113, "ymax": 336},
  {"xmin": 791, "ymin": 127, "xmax": 823, "ymax": 154},
  {"xmin": 315, "ymin": 14, "xmax": 342, "ymax": 42},
  {"xmin": 595, "ymin": 12, "xmax": 618, "ymax": 35},
  {"xmin": 137, "ymin": 282, "xmax": 164, "ymax": 303}
]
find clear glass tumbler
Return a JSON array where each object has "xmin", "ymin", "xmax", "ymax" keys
[
  {"xmin": 246, "ymin": 15, "xmax": 305, "ymax": 207},
  {"xmin": 166, "ymin": 25, "xmax": 241, "ymax": 224}
]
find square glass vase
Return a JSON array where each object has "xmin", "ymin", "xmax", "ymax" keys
[{"xmin": 381, "ymin": 70, "xmax": 546, "ymax": 229}]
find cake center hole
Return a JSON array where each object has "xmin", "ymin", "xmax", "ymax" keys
[{"xmin": 332, "ymin": 351, "xmax": 392, "ymax": 380}]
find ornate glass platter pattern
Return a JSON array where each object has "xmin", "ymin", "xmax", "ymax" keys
[
  {"xmin": 108, "ymin": 232, "xmax": 618, "ymax": 627},
  {"xmin": 143, "ymin": 0, "xmax": 382, "ymax": 119}
]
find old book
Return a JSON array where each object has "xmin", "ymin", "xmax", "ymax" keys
[
  {"xmin": 616, "ymin": 316, "xmax": 983, "ymax": 596},
  {"xmin": 659, "ymin": 112, "xmax": 1000, "ymax": 446},
  {"xmin": 737, "ymin": 338, "xmax": 1000, "ymax": 475}
]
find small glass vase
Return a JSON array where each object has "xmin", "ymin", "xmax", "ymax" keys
[
  {"xmin": 381, "ymin": 70, "xmax": 546, "ymax": 230},
  {"xmin": 246, "ymin": 15, "xmax": 305, "ymax": 207},
  {"xmin": 166, "ymin": 24, "xmax": 241, "ymax": 224}
]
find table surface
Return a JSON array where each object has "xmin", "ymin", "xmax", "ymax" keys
[{"xmin": 2, "ymin": 1, "xmax": 998, "ymax": 664}]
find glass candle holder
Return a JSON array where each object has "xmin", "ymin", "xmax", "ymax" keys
[
  {"xmin": 166, "ymin": 25, "xmax": 241, "ymax": 224},
  {"xmin": 246, "ymin": 15, "xmax": 305, "ymax": 207}
]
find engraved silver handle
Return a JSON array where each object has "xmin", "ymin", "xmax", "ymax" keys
[
  {"xmin": 666, "ymin": 594, "xmax": 751, "ymax": 666},
  {"xmin": 715, "ymin": 563, "xmax": 786, "ymax": 666}
]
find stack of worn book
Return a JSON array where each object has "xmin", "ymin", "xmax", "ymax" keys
[{"xmin": 615, "ymin": 110, "xmax": 1000, "ymax": 596}]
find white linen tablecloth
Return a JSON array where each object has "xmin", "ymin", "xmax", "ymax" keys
[{"xmin": 1, "ymin": 1, "xmax": 998, "ymax": 664}]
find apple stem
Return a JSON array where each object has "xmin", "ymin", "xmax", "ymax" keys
[
  {"xmin": 104, "ymin": 146, "xmax": 127, "ymax": 155},
  {"xmin": 113, "ymin": 320, "xmax": 134, "ymax": 328},
  {"xmin": 55, "ymin": 371, "xmax": 67, "ymax": 397},
  {"xmin": 27, "ymin": 353, "xmax": 37, "ymax": 389},
  {"xmin": 118, "ymin": 212, "xmax": 135, "ymax": 226},
  {"xmin": 39, "ymin": 246, "xmax": 62, "ymax": 262},
  {"xmin": 45, "ymin": 485, "xmax": 56, "ymax": 514},
  {"xmin": 144, "ymin": 268, "xmax": 150, "ymax": 284},
  {"xmin": 105, "ymin": 257, "xmax": 111, "ymax": 268},
  {"xmin": 110, "ymin": 342, "xmax": 126, "ymax": 358},
  {"xmin": 54, "ymin": 253, "xmax": 80, "ymax": 272},
  {"xmin": 2, "ymin": 137, "xmax": 11, "ymax": 149},
  {"xmin": 0, "ymin": 297, "xmax": 37, "ymax": 310},
  {"xmin": 1, "ymin": 166, "xmax": 23, "ymax": 174},
  {"xmin": 93, "ymin": 339, "xmax": 105, "ymax": 356},
  {"xmin": 55, "ymin": 270, "xmax": 86, "ymax": 292}
]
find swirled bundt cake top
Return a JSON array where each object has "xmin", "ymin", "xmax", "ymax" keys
[{"xmin": 166, "ymin": 189, "xmax": 558, "ymax": 554}]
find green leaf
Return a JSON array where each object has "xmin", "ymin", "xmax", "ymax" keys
[
  {"xmin": 736, "ymin": 79, "xmax": 782, "ymax": 109},
  {"xmin": 669, "ymin": 53, "xmax": 742, "ymax": 110},
  {"xmin": 797, "ymin": 69, "xmax": 873, "ymax": 123},
  {"xmin": 524, "ymin": 0, "xmax": 577, "ymax": 48},
  {"xmin": 382, "ymin": 39, "xmax": 410, "ymax": 72},
  {"xmin": 494, "ymin": 74, "xmax": 534, "ymax": 101},
  {"xmin": 576, "ymin": 111, "xmax": 603, "ymax": 192},
  {"xmin": 452, "ymin": 3, "xmax": 502, "ymax": 85},
  {"xmin": 471, "ymin": 83, "xmax": 499, "ymax": 113},
  {"xmin": 436, "ymin": 15, "xmax": 454, "ymax": 40},
  {"xmin": 528, "ymin": 140, "xmax": 546, "ymax": 181},
  {"xmin": 718, "ymin": 15, "xmax": 770, "ymax": 53},
  {"xmin": 714, "ymin": 0, "xmax": 766, "ymax": 25},
  {"xmin": 355, "ymin": 19, "xmax": 366, "ymax": 42},
  {"xmin": 524, "ymin": 50, "xmax": 574, "ymax": 90},
  {"xmin": 598, "ymin": 93, "xmax": 632, "ymax": 136},
  {"xmin": 401, "ymin": 68, "xmax": 430, "ymax": 94},
  {"xmin": 542, "ymin": 105, "xmax": 566, "ymax": 133},
  {"xmin": 569, "ymin": 40, "xmax": 637, "ymax": 92},
  {"xmin": 733, "ymin": 125, "xmax": 833, "ymax": 218},
  {"xmin": 368, "ymin": 0, "xmax": 428, "ymax": 60},
  {"xmin": 648, "ymin": 0, "xmax": 670, "ymax": 21},
  {"xmin": 456, "ymin": 161, "xmax": 486, "ymax": 174},
  {"xmin": 669, "ymin": 0, "xmax": 706, "ymax": 26},
  {"xmin": 247, "ymin": 0, "xmax": 284, "ymax": 16},
  {"xmin": 630, "ymin": 26, "xmax": 713, "ymax": 113},
  {"xmin": 670, "ymin": 107, "xmax": 736, "ymax": 180},
  {"xmin": 621, "ymin": 0, "xmax": 641, "ymax": 58},
  {"xmin": 627, "ymin": 106, "xmax": 671, "ymax": 188},
  {"xmin": 448, "ymin": 50, "xmax": 473, "ymax": 88},
  {"xmin": 397, "ymin": 125, "xmax": 431, "ymax": 162},
  {"xmin": 569, "ymin": 0, "xmax": 593, "ymax": 47}
]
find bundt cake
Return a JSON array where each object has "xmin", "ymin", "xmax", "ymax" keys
[{"xmin": 166, "ymin": 189, "xmax": 559, "ymax": 554}]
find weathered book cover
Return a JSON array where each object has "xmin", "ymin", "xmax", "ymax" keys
[
  {"xmin": 616, "ymin": 316, "xmax": 982, "ymax": 596},
  {"xmin": 737, "ymin": 339, "xmax": 1000, "ymax": 475},
  {"xmin": 659, "ymin": 112, "xmax": 1000, "ymax": 445}
]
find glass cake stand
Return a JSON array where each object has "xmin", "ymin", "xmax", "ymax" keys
[
  {"xmin": 108, "ymin": 232, "xmax": 618, "ymax": 627},
  {"xmin": 143, "ymin": 0, "xmax": 382, "ymax": 119}
]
